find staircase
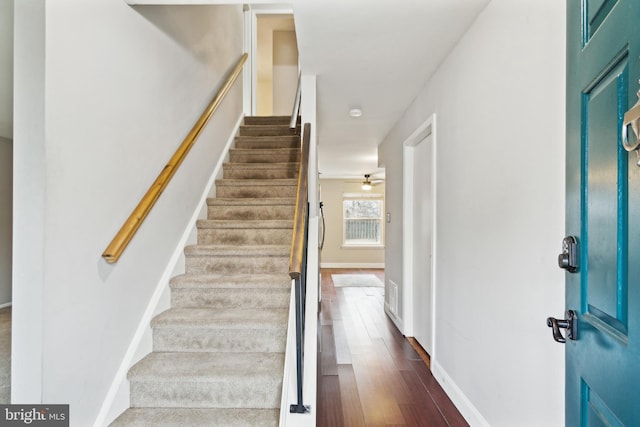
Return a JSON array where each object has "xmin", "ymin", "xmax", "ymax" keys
[{"xmin": 111, "ymin": 116, "xmax": 300, "ymax": 426}]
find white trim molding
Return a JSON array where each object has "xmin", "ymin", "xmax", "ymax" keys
[
  {"xmin": 431, "ymin": 359, "xmax": 490, "ymax": 427},
  {"xmin": 384, "ymin": 303, "xmax": 404, "ymax": 332},
  {"xmin": 401, "ymin": 114, "xmax": 437, "ymax": 356}
]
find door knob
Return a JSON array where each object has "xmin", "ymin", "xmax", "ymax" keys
[{"xmin": 546, "ymin": 310, "xmax": 577, "ymax": 343}]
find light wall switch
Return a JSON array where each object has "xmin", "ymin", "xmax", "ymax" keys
[{"xmin": 386, "ymin": 212, "xmax": 391, "ymax": 223}]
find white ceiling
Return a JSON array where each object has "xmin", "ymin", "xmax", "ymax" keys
[{"xmin": 292, "ymin": 0, "xmax": 490, "ymax": 179}]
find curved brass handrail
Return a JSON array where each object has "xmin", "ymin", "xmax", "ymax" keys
[
  {"xmin": 102, "ymin": 53, "xmax": 248, "ymax": 263},
  {"xmin": 289, "ymin": 72, "xmax": 301, "ymax": 129},
  {"xmin": 289, "ymin": 123, "xmax": 311, "ymax": 279}
]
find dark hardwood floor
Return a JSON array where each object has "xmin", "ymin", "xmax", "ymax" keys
[{"xmin": 317, "ymin": 268, "xmax": 469, "ymax": 427}]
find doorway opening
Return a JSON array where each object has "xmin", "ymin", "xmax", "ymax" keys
[
  {"xmin": 402, "ymin": 114, "xmax": 437, "ymax": 357},
  {"xmin": 248, "ymin": 11, "xmax": 299, "ymax": 116}
]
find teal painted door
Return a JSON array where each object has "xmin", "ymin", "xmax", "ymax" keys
[{"xmin": 566, "ymin": 0, "xmax": 640, "ymax": 425}]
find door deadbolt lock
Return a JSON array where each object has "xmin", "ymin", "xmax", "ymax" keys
[
  {"xmin": 558, "ymin": 236, "xmax": 579, "ymax": 273},
  {"xmin": 546, "ymin": 310, "xmax": 577, "ymax": 343}
]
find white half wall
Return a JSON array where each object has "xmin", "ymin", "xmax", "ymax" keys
[
  {"xmin": 13, "ymin": 0, "xmax": 45, "ymax": 401},
  {"xmin": 378, "ymin": 0, "xmax": 566, "ymax": 425},
  {"xmin": 0, "ymin": 137, "xmax": 11, "ymax": 306},
  {"xmin": 13, "ymin": 2, "xmax": 243, "ymax": 425}
]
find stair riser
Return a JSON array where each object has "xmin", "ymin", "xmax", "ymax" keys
[
  {"xmin": 186, "ymin": 256, "xmax": 289, "ymax": 275},
  {"xmin": 229, "ymin": 151, "xmax": 300, "ymax": 164},
  {"xmin": 216, "ymin": 186, "xmax": 296, "ymax": 198},
  {"xmin": 171, "ymin": 288, "xmax": 290, "ymax": 309},
  {"xmin": 223, "ymin": 166, "xmax": 298, "ymax": 180},
  {"xmin": 153, "ymin": 328, "xmax": 287, "ymax": 353},
  {"xmin": 244, "ymin": 116, "xmax": 292, "ymax": 126},
  {"xmin": 111, "ymin": 408, "xmax": 280, "ymax": 427},
  {"xmin": 198, "ymin": 229, "xmax": 292, "ymax": 245},
  {"xmin": 239, "ymin": 126, "xmax": 299, "ymax": 137},
  {"xmin": 235, "ymin": 138, "xmax": 299, "ymax": 149},
  {"xmin": 207, "ymin": 205, "xmax": 295, "ymax": 220},
  {"xmin": 130, "ymin": 380, "xmax": 282, "ymax": 409}
]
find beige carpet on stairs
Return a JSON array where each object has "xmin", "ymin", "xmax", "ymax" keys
[{"xmin": 110, "ymin": 116, "xmax": 300, "ymax": 426}]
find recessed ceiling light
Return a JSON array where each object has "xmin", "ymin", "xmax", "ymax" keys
[{"xmin": 349, "ymin": 108, "xmax": 363, "ymax": 118}]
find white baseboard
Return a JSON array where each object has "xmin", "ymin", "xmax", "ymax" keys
[
  {"xmin": 430, "ymin": 359, "xmax": 490, "ymax": 427},
  {"xmin": 384, "ymin": 303, "xmax": 404, "ymax": 333},
  {"xmin": 320, "ymin": 262, "xmax": 385, "ymax": 269},
  {"xmin": 94, "ymin": 114, "xmax": 243, "ymax": 427},
  {"xmin": 0, "ymin": 302, "xmax": 11, "ymax": 309}
]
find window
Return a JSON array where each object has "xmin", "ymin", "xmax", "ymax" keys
[{"xmin": 343, "ymin": 197, "xmax": 384, "ymax": 246}]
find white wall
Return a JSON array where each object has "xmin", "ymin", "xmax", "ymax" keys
[
  {"xmin": 0, "ymin": 0, "xmax": 13, "ymax": 307},
  {"xmin": 379, "ymin": 1, "xmax": 566, "ymax": 425},
  {"xmin": 272, "ymin": 30, "xmax": 298, "ymax": 116},
  {"xmin": 0, "ymin": 138, "xmax": 11, "ymax": 306},
  {"xmin": 13, "ymin": 2, "xmax": 243, "ymax": 425},
  {"xmin": 255, "ymin": 14, "xmax": 296, "ymax": 116},
  {"xmin": 0, "ymin": 0, "xmax": 13, "ymax": 139},
  {"xmin": 319, "ymin": 179, "xmax": 385, "ymax": 268}
]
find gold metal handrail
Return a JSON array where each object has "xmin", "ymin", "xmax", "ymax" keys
[
  {"xmin": 102, "ymin": 53, "xmax": 248, "ymax": 263},
  {"xmin": 289, "ymin": 123, "xmax": 311, "ymax": 279},
  {"xmin": 289, "ymin": 72, "xmax": 301, "ymax": 129}
]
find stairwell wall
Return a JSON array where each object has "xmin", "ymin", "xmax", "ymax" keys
[
  {"xmin": 0, "ymin": 0, "xmax": 12, "ymax": 140},
  {"xmin": 379, "ymin": 0, "xmax": 565, "ymax": 425},
  {"xmin": 13, "ymin": 2, "xmax": 243, "ymax": 425},
  {"xmin": 0, "ymin": 0, "xmax": 13, "ymax": 308},
  {"xmin": 0, "ymin": 138, "xmax": 11, "ymax": 307}
]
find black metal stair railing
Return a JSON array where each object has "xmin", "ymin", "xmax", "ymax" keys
[{"xmin": 288, "ymin": 122, "xmax": 311, "ymax": 414}]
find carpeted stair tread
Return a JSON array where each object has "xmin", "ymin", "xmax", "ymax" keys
[
  {"xmin": 128, "ymin": 351, "xmax": 284, "ymax": 381},
  {"xmin": 127, "ymin": 353, "xmax": 284, "ymax": 409},
  {"xmin": 244, "ymin": 115, "xmax": 294, "ymax": 125},
  {"xmin": 197, "ymin": 226, "xmax": 292, "ymax": 245},
  {"xmin": 224, "ymin": 160, "xmax": 298, "ymax": 166},
  {"xmin": 196, "ymin": 219, "xmax": 293, "ymax": 229},
  {"xmin": 151, "ymin": 308, "xmax": 288, "ymax": 353},
  {"xmin": 223, "ymin": 162, "xmax": 299, "ymax": 171},
  {"xmin": 223, "ymin": 163, "xmax": 299, "ymax": 180},
  {"xmin": 207, "ymin": 197, "xmax": 295, "ymax": 206},
  {"xmin": 170, "ymin": 273, "xmax": 291, "ymax": 289},
  {"xmin": 235, "ymin": 136, "xmax": 300, "ymax": 149},
  {"xmin": 216, "ymin": 178, "xmax": 297, "ymax": 187},
  {"xmin": 110, "ymin": 407, "xmax": 279, "ymax": 427},
  {"xmin": 214, "ymin": 180, "xmax": 297, "ymax": 198},
  {"xmin": 230, "ymin": 147, "xmax": 300, "ymax": 155},
  {"xmin": 152, "ymin": 307, "xmax": 288, "ymax": 329},
  {"xmin": 169, "ymin": 274, "xmax": 290, "ymax": 309},
  {"xmin": 239, "ymin": 124, "xmax": 300, "ymax": 137},
  {"xmin": 229, "ymin": 149, "xmax": 300, "ymax": 164},
  {"xmin": 206, "ymin": 198, "xmax": 296, "ymax": 220},
  {"xmin": 185, "ymin": 244, "xmax": 289, "ymax": 257}
]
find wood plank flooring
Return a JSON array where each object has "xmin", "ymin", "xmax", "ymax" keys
[{"xmin": 317, "ymin": 269, "xmax": 468, "ymax": 427}]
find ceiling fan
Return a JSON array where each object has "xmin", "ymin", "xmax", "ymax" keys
[{"xmin": 361, "ymin": 174, "xmax": 384, "ymax": 190}]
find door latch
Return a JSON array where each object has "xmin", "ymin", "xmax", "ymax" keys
[
  {"xmin": 558, "ymin": 236, "xmax": 579, "ymax": 273},
  {"xmin": 546, "ymin": 310, "xmax": 577, "ymax": 343}
]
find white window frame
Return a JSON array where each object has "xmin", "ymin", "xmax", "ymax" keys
[{"xmin": 342, "ymin": 193, "xmax": 385, "ymax": 248}]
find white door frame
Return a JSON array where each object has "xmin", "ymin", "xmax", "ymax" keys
[
  {"xmin": 243, "ymin": 5, "xmax": 294, "ymax": 116},
  {"xmin": 402, "ymin": 114, "xmax": 437, "ymax": 357}
]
